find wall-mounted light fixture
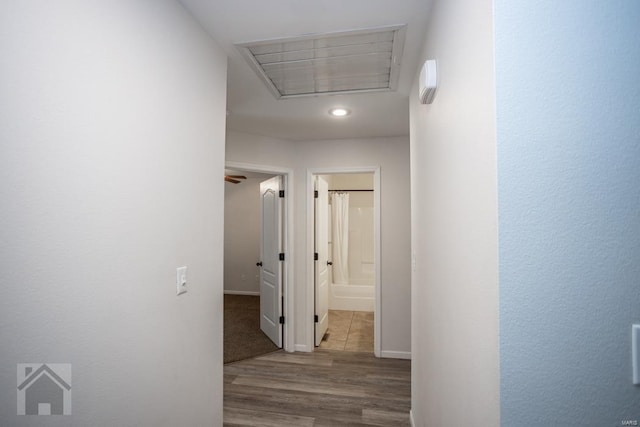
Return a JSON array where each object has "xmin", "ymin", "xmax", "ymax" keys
[{"xmin": 419, "ymin": 59, "xmax": 437, "ymax": 104}]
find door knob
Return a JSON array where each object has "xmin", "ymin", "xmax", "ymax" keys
[
  {"xmin": 327, "ymin": 261, "xmax": 333, "ymax": 266},
  {"xmin": 256, "ymin": 262, "xmax": 263, "ymax": 267}
]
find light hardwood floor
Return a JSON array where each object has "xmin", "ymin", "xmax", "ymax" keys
[{"xmin": 224, "ymin": 349, "xmax": 411, "ymax": 426}]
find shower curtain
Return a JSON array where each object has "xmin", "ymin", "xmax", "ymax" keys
[{"xmin": 332, "ymin": 193, "xmax": 350, "ymax": 284}]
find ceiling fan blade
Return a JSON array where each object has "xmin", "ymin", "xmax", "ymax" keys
[
  {"xmin": 224, "ymin": 176, "xmax": 241, "ymax": 184},
  {"xmin": 226, "ymin": 175, "xmax": 247, "ymax": 180}
]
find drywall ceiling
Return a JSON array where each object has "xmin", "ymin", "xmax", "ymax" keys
[{"xmin": 179, "ymin": 0, "xmax": 433, "ymax": 141}]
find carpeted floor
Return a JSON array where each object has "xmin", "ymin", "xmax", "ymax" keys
[{"xmin": 224, "ymin": 294, "xmax": 279, "ymax": 364}]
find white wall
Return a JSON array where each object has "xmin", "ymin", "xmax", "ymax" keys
[
  {"xmin": 299, "ymin": 139, "xmax": 411, "ymax": 355},
  {"xmin": 409, "ymin": 0, "xmax": 499, "ymax": 425},
  {"xmin": 496, "ymin": 1, "xmax": 640, "ymax": 425},
  {"xmin": 224, "ymin": 176, "xmax": 273, "ymax": 294},
  {"xmin": 0, "ymin": 2, "xmax": 227, "ymax": 425},
  {"xmin": 330, "ymin": 173, "xmax": 373, "ymax": 190},
  {"xmin": 226, "ymin": 131, "xmax": 296, "ymax": 168},
  {"xmin": 226, "ymin": 132, "xmax": 411, "ymax": 355}
]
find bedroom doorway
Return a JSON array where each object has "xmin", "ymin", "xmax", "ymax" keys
[{"xmin": 223, "ymin": 162, "xmax": 294, "ymax": 362}]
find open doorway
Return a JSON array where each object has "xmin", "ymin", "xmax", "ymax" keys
[
  {"xmin": 311, "ymin": 170, "xmax": 380, "ymax": 355},
  {"xmin": 223, "ymin": 163, "xmax": 294, "ymax": 362}
]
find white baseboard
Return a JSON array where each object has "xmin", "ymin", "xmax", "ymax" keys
[
  {"xmin": 295, "ymin": 344, "xmax": 310, "ymax": 352},
  {"xmin": 410, "ymin": 409, "xmax": 415, "ymax": 427},
  {"xmin": 380, "ymin": 350, "xmax": 411, "ymax": 360},
  {"xmin": 224, "ymin": 290, "xmax": 260, "ymax": 296}
]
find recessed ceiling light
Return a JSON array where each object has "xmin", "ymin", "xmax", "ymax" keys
[{"xmin": 329, "ymin": 108, "xmax": 350, "ymax": 117}]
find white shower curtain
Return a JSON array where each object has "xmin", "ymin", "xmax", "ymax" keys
[{"xmin": 331, "ymin": 193, "xmax": 350, "ymax": 284}]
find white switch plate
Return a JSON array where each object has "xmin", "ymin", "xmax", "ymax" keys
[
  {"xmin": 176, "ymin": 266, "xmax": 187, "ymax": 296},
  {"xmin": 633, "ymin": 324, "xmax": 640, "ymax": 385}
]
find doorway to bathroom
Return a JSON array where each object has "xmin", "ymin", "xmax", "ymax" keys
[{"xmin": 310, "ymin": 168, "xmax": 380, "ymax": 356}]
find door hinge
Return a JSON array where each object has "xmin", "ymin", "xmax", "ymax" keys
[
  {"xmin": 314, "ymin": 190, "xmax": 318, "ymax": 198},
  {"xmin": 279, "ymin": 253, "xmax": 285, "ymax": 261},
  {"xmin": 279, "ymin": 316, "xmax": 285, "ymax": 324},
  {"xmin": 314, "ymin": 315, "xmax": 319, "ymax": 323},
  {"xmin": 314, "ymin": 252, "xmax": 318, "ymax": 261},
  {"xmin": 279, "ymin": 190, "xmax": 285, "ymax": 198}
]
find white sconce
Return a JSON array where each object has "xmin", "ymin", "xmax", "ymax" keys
[{"xmin": 419, "ymin": 59, "xmax": 437, "ymax": 104}]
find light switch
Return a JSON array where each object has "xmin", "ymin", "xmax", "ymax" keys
[
  {"xmin": 633, "ymin": 325, "xmax": 640, "ymax": 385},
  {"xmin": 176, "ymin": 266, "xmax": 187, "ymax": 296}
]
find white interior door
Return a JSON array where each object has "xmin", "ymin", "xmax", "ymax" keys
[
  {"xmin": 259, "ymin": 176, "xmax": 282, "ymax": 347},
  {"xmin": 315, "ymin": 176, "xmax": 329, "ymax": 346}
]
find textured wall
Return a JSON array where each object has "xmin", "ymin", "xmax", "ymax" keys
[
  {"xmin": 0, "ymin": 1, "xmax": 227, "ymax": 425},
  {"xmin": 409, "ymin": 0, "xmax": 500, "ymax": 424},
  {"xmin": 496, "ymin": 1, "xmax": 640, "ymax": 425}
]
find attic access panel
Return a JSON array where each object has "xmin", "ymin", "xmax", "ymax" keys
[{"xmin": 237, "ymin": 25, "xmax": 406, "ymax": 99}]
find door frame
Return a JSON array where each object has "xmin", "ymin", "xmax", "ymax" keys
[
  {"xmin": 226, "ymin": 161, "xmax": 294, "ymax": 353},
  {"xmin": 306, "ymin": 166, "xmax": 381, "ymax": 357}
]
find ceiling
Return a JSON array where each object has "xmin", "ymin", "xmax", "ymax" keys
[{"xmin": 179, "ymin": 0, "xmax": 433, "ymax": 141}]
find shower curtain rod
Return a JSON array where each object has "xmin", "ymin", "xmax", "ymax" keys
[{"xmin": 328, "ymin": 189, "xmax": 374, "ymax": 192}]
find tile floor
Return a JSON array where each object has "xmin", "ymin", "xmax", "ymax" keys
[{"xmin": 318, "ymin": 310, "xmax": 374, "ymax": 352}]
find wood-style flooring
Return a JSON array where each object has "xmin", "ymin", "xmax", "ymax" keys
[{"xmin": 224, "ymin": 349, "xmax": 411, "ymax": 426}]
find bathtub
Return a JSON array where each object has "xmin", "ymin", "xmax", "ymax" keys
[{"xmin": 329, "ymin": 282, "xmax": 374, "ymax": 312}]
